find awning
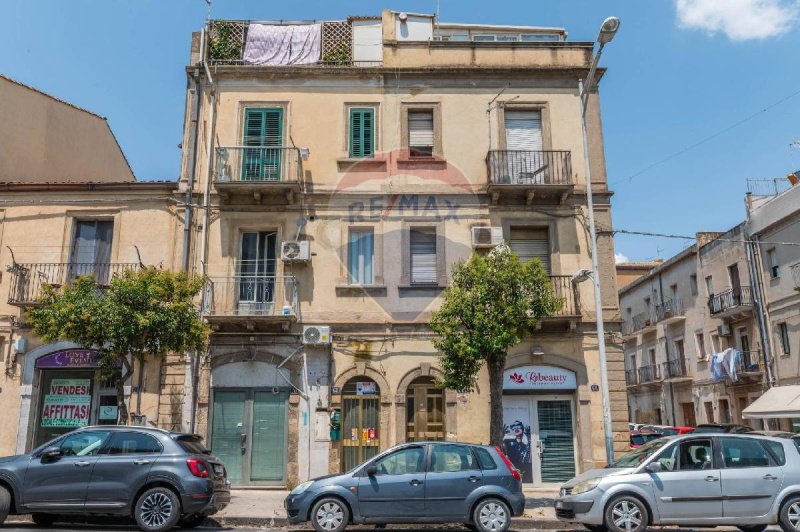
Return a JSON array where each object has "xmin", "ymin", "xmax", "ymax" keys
[{"xmin": 742, "ymin": 385, "xmax": 800, "ymax": 419}]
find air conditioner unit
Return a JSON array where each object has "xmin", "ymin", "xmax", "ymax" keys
[
  {"xmin": 303, "ymin": 325, "xmax": 331, "ymax": 345},
  {"xmin": 281, "ymin": 241, "xmax": 311, "ymax": 262},
  {"xmin": 471, "ymin": 226, "xmax": 503, "ymax": 248},
  {"xmin": 717, "ymin": 323, "xmax": 732, "ymax": 337}
]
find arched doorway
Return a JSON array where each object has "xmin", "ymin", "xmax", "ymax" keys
[
  {"xmin": 341, "ymin": 377, "xmax": 381, "ymax": 471},
  {"xmin": 405, "ymin": 377, "xmax": 444, "ymax": 442}
]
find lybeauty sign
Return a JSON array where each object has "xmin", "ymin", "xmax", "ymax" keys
[{"xmin": 503, "ymin": 365, "xmax": 577, "ymax": 391}]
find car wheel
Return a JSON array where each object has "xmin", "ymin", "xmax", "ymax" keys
[
  {"xmin": 32, "ymin": 513, "xmax": 57, "ymax": 526},
  {"xmin": 0, "ymin": 485, "xmax": 10, "ymax": 525},
  {"xmin": 134, "ymin": 487, "xmax": 181, "ymax": 532},
  {"xmin": 604, "ymin": 496, "xmax": 648, "ymax": 532},
  {"xmin": 178, "ymin": 513, "xmax": 207, "ymax": 528},
  {"xmin": 311, "ymin": 497, "xmax": 349, "ymax": 532},
  {"xmin": 473, "ymin": 498, "xmax": 511, "ymax": 532},
  {"xmin": 738, "ymin": 526, "xmax": 767, "ymax": 532},
  {"xmin": 780, "ymin": 496, "xmax": 800, "ymax": 532}
]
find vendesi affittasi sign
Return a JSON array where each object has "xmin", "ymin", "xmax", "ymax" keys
[{"xmin": 503, "ymin": 365, "xmax": 577, "ymax": 391}]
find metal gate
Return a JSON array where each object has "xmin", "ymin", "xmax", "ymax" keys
[{"xmin": 341, "ymin": 396, "xmax": 380, "ymax": 471}]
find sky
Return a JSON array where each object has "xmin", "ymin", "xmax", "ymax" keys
[{"xmin": 1, "ymin": 0, "xmax": 798, "ymax": 262}]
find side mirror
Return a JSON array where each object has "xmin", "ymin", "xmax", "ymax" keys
[
  {"xmin": 645, "ymin": 462, "xmax": 662, "ymax": 473},
  {"xmin": 365, "ymin": 465, "xmax": 378, "ymax": 477},
  {"xmin": 40, "ymin": 446, "xmax": 62, "ymax": 461}
]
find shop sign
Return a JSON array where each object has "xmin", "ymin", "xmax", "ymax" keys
[
  {"xmin": 356, "ymin": 381, "xmax": 377, "ymax": 395},
  {"xmin": 503, "ymin": 365, "xmax": 577, "ymax": 391},
  {"xmin": 41, "ymin": 378, "xmax": 92, "ymax": 427},
  {"xmin": 35, "ymin": 350, "xmax": 100, "ymax": 369},
  {"xmin": 99, "ymin": 405, "xmax": 118, "ymax": 421}
]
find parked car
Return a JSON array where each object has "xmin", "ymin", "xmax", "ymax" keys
[
  {"xmin": 284, "ymin": 442, "xmax": 524, "ymax": 532},
  {"xmin": 629, "ymin": 430, "xmax": 662, "ymax": 448},
  {"xmin": 693, "ymin": 423, "xmax": 753, "ymax": 433},
  {"xmin": 555, "ymin": 433, "xmax": 800, "ymax": 532},
  {"xmin": 628, "ymin": 423, "xmax": 646, "ymax": 431},
  {"xmin": 0, "ymin": 426, "xmax": 230, "ymax": 532},
  {"xmin": 656, "ymin": 426, "xmax": 695, "ymax": 436}
]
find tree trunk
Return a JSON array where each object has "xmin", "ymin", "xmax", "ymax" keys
[
  {"xmin": 116, "ymin": 359, "xmax": 133, "ymax": 425},
  {"xmin": 488, "ymin": 356, "xmax": 506, "ymax": 446}
]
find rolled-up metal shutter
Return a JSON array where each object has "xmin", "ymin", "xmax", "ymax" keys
[
  {"xmin": 504, "ymin": 111, "xmax": 542, "ymax": 151},
  {"xmin": 409, "ymin": 111, "xmax": 434, "ymax": 155},
  {"xmin": 410, "ymin": 229, "xmax": 437, "ymax": 284},
  {"xmin": 509, "ymin": 227, "xmax": 550, "ymax": 273}
]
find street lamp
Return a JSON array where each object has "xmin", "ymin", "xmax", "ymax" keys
[{"xmin": 578, "ymin": 16, "xmax": 620, "ymax": 465}]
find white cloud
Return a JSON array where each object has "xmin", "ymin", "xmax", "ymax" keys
[
  {"xmin": 615, "ymin": 252, "xmax": 630, "ymax": 264},
  {"xmin": 675, "ymin": 0, "xmax": 799, "ymax": 40}
]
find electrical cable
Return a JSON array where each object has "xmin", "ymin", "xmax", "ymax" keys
[{"xmin": 610, "ymin": 228, "xmax": 800, "ymax": 247}]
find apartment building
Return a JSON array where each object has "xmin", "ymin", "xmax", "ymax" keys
[
  {"xmin": 179, "ymin": 9, "xmax": 626, "ymax": 487},
  {"xmin": 0, "ymin": 75, "xmax": 182, "ymax": 454},
  {"xmin": 620, "ymin": 228, "xmax": 766, "ymax": 428}
]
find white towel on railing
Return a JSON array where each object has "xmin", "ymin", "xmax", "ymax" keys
[{"xmin": 243, "ymin": 23, "xmax": 321, "ymax": 65}]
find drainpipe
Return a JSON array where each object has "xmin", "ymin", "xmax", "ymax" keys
[{"xmin": 746, "ymin": 234, "xmax": 775, "ymax": 388}]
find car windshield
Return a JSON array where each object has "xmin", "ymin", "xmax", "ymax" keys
[
  {"xmin": 175, "ymin": 436, "xmax": 211, "ymax": 455},
  {"xmin": 609, "ymin": 437, "xmax": 668, "ymax": 468}
]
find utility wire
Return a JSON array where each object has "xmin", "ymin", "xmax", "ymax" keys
[
  {"xmin": 612, "ymin": 86, "xmax": 800, "ymax": 186},
  {"xmin": 610, "ymin": 228, "xmax": 800, "ymax": 247}
]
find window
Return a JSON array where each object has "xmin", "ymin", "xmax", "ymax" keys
[
  {"xmin": 718, "ymin": 398, "xmax": 731, "ymax": 424},
  {"xmin": 373, "ymin": 446, "xmax": 425, "ymax": 475},
  {"xmin": 721, "ymin": 437, "xmax": 771, "ymax": 468},
  {"xmin": 473, "ymin": 35, "xmax": 496, "ymax": 41},
  {"xmin": 503, "ymin": 111, "xmax": 544, "ymax": 184},
  {"xmin": 670, "ymin": 283, "xmax": 679, "ymax": 300},
  {"xmin": 654, "ymin": 442, "xmax": 679, "ymax": 472},
  {"xmin": 348, "ymin": 228, "xmax": 374, "ymax": 285},
  {"xmin": 496, "ymin": 35, "xmax": 519, "ymax": 42},
  {"xmin": 675, "ymin": 339, "xmax": 685, "ymax": 359},
  {"xmin": 410, "ymin": 228, "xmax": 437, "ymax": 285},
  {"xmin": 705, "ymin": 275, "xmax": 714, "ymax": 296},
  {"xmin": 408, "ymin": 110, "xmax": 434, "ymax": 157},
  {"xmin": 695, "ymin": 332, "xmax": 706, "ymax": 359},
  {"xmin": 243, "ymin": 108, "xmax": 283, "ymax": 180},
  {"xmin": 430, "ymin": 444, "xmax": 478, "ymax": 472},
  {"xmin": 349, "ymin": 108, "xmax": 375, "ymax": 158},
  {"xmin": 763, "ymin": 440, "xmax": 786, "ymax": 465},
  {"xmin": 473, "ymin": 447, "xmax": 498, "ymax": 470},
  {"xmin": 704, "ymin": 401, "xmax": 715, "ymax": 424},
  {"xmin": 104, "ymin": 432, "xmax": 162, "ymax": 455},
  {"xmin": 681, "ymin": 402, "xmax": 697, "ymax": 427},
  {"xmin": 768, "ymin": 248, "xmax": 780, "ymax": 278},
  {"xmin": 678, "ymin": 439, "xmax": 713, "ymax": 470},
  {"xmin": 521, "ymin": 34, "xmax": 561, "ymax": 42},
  {"xmin": 779, "ymin": 323, "xmax": 791, "ymax": 355},
  {"xmin": 690, "ymin": 275, "xmax": 698, "ymax": 296},
  {"xmin": 509, "ymin": 227, "xmax": 550, "ymax": 273},
  {"xmin": 647, "ymin": 347, "xmax": 656, "ymax": 367},
  {"xmin": 238, "ymin": 232, "xmax": 277, "ymax": 307},
  {"xmin": 711, "ymin": 333, "xmax": 721, "ymax": 353},
  {"xmin": 71, "ymin": 220, "xmax": 114, "ymax": 283},
  {"xmin": 59, "ymin": 431, "xmax": 111, "ymax": 457}
]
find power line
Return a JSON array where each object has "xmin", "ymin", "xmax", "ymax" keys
[
  {"xmin": 612, "ymin": 86, "xmax": 800, "ymax": 186},
  {"xmin": 610, "ymin": 228, "xmax": 800, "ymax": 247}
]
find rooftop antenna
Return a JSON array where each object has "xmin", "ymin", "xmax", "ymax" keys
[
  {"xmin": 205, "ymin": 0, "xmax": 212, "ymax": 23},
  {"xmin": 435, "ymin": 0, "xmax": 441, "ymax": 31}
]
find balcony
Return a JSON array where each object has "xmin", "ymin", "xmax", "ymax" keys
[
  {"xmin": 213, "ymin": 146, "xmax": 302, "ymax": 202},
  {"xmin": 7, "ymin": 262, "xmax": 139, "ymax": 306},
  {"xmin": 486, "ymin": 150, "xmax": 573, "ymax": 205},
  {"xmin": 655, "ymin": 298, "xmax": 685, "ymax": 324},
  {"xmin": 662, "ymin": 357, "xmax": 690, "ymax": 380},
  {"xmin": 548, "ymin": 275, "xmax": 581, "ymax": 318},
  {"xmin": 791, "ymin": 263, "xmax": 800, "ymax": 292},
  {"xmin": 638, "ymin": 364, "xmax": 661, "ymax": 384},
  {"xmin": 203, "ymin": 275, "xmax": 298, "ymax": 330},
  {"xmin": 623, "ymin": 310, "xmax": 657, "ymax": 338},
  {"xmin": 625, "ymin": 368, "xmax": 637, "ymax": 387},
  {"xmin": 708, "ymin": 286, "xmax": 753, "ymax": 319},
  {"xmin": 738, "ymin": 350, "xmax": 764, "ymax": 376}
]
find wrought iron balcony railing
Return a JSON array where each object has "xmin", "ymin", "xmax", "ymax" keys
[
  {"xmin": 791, "ymin": 263, "xmax": 800, "ymax": 292},
  {"xmin": 663, "ymin": 357, "xmax": 688, "ymax": 379},
  {"xmin": 7, "ymin": 262, "xmax": 139, "ymax": 306},
  {"xmin": 214, "ymin": 146, "xmax": 302, "ymax": 185},
  {"xmin": 625, "ymin": 368, "xmax": 637, "ymax": 386},
  {"xmin": 549, "ymin": 275, "xmax": 581, "ymax": 317},
  {"xmin": 655, "ymin": 298, "xmax": 684, "ymax": 322},
  {"xmin": 486, "ymin": 150, "xmax": 572, "ymax": 186},
  {"xmin": 708, "ymin": 286, "xmax": 753, "ymax": 315},
  {"xmin": 738, "ymin": 350, "xmax": 764, "ymax": 374},
  {"xmin": 638, "ymin": 364, "xmax": 661, "ymax": 383},
  {"xmin": 203, "ymin": 275, "xmax": 298, "ymax": 318},
  {"xmin": 629, "ymin": 310, "xmax": 656, "ymax": 334}
]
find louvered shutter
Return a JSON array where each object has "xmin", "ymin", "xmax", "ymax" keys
[
  {"xmin": 410, "ymin": 229, "xmax": 437, "ymax": 284},
  {"xmin": 509, "ymin": 227, "xmax": 550, "ymax": 274},
  {"xmin": 243, "ymin": 108, "xmax": 283, "ymax": 180},
  {"xmin": 408, "ymin": 110, "xmax": 434, "ymax": 156},
  {"xmin": 504, "ymin": 111, "xmax": 542, "ymax": 151},
  {"xmin": 349, "ymin": 108, "xmax": 374, "ymax": 158}
]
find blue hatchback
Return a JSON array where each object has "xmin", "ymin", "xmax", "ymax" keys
[{"xmin": 285, "ymin": 442, "xmax": 524, "ymax": 532}]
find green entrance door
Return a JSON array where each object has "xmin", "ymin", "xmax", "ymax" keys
[{"xmin": 210, "ymin": 389, "xmax": 287, "ymax": 486}]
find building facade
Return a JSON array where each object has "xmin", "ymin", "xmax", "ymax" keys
[{"xmin": 179, "ymin": 9, "xmax": 627, "ymax": 488}]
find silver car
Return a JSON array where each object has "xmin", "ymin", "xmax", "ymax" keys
[{"xmin": 555, "ymin": 433, "xmax": 800, "ymax": 532}]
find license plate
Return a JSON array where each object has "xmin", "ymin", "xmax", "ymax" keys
[{"xmin": 555, "ymin": 501, "xmax": 565, "ymax": 509}]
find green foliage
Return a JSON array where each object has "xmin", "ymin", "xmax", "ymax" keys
[
  {"xmin": 208, "ymin": 20, "xmax": 244, "ymax": 62},
  {"xmin": 430, "ymin": 244, "xmax": 562, "ymax": 393},
  {"xmin": 322, "ymin": 43, "xmax": 351, "ymax": 64}
]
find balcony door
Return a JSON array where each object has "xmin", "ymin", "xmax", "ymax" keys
[
  {"xmin": 70, "ymin": 220, "xmax": 113, "ymax": 284},
  {"xmin": 504, "ymin": 111, "xmax": 544, "ymax": 184},
  {"xmin": 237, "ymin": 232, "xmax": 277, "ymax": 315},
  {"xmin": 243, "ymin": 108, "xmax": 283, "ymax": 181}
]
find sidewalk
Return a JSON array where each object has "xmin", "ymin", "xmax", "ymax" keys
[{"xmin": 206, "ymin": 488, "xmax": 561, "ymax": 529}]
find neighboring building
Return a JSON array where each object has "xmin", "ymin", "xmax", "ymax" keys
[
  {"xmin": 620, "ymin": 229, "xmax": 766, "ymax": 428},
  {"xmin": 616, "ymin": 260, "xmax": 662, "ymax": 291},
  {"xmin": 179, "ymin": 9, "xmax": 626, "ymax": 488},
  {"xmin": 0, "ymin": 76, "xmax": 180, "ymax": 455}
]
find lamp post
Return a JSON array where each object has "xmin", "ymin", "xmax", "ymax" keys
[{"xmin": 579, "ymin": 16, "xmax": 620, "ymax": 466}]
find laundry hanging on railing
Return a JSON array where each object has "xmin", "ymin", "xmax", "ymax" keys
[
  {"xmin": 709, "ymin": 348, "xmax": 743, "ymax": 383},
  {"xmin": 243, "ymin": 23, "xmax": 322, "ymax": 65}
]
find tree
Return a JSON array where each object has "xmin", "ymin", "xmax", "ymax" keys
[
  {"xmin": 27, "ymin": 267, "xmax": 209, "ymax": 424},
  {"xmin": 430, "ymin": 244, "xmax": 562, "ymax": 446}
]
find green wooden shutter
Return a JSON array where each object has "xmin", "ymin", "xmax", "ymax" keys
[
  {"xmin": 243, "ymin": 108, "xmax": 283, "ymax": 181},
  {"xmin": 349, "ymin": 108, "xmax": 374, "ymax": 158}
]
